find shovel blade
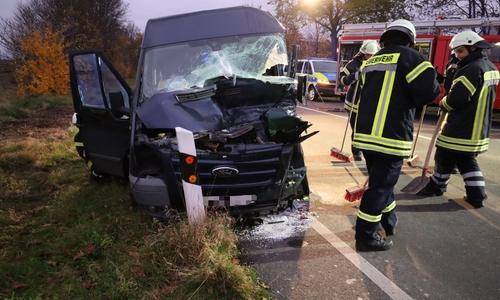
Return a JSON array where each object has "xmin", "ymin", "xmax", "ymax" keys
[{"xmin": 400, "ymin": 176, "xmax": 430, "ymax": 194}]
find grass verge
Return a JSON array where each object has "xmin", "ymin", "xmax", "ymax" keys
[{"xmin": 0, "ymin": 95, "xmax": 272, "ymax": 300}]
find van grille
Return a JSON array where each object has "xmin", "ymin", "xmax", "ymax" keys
[{"xmin": 170, "ymin": 146, "xmax": 285, "ymax": 193}]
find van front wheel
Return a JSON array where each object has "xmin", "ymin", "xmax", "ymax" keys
[{"xmin": 307, "ymin": 85, "xmax": 318, "ymax": 101}]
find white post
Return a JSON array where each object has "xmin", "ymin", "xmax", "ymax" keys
[{"xmin": 175, "ymin": 127, "xmax": 205, "ymax": 224}]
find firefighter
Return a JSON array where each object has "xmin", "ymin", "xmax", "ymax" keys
[
  {"xmin": 339, "ymin": 39, "xmax": 380, "ymax": 161},
  {"xmin": 352, "ymin": 20, "xmax": 441, "ymax": 251},
  {"xmin": 416, "ymin": 31, "xmax": 499, "ymax": 209}
]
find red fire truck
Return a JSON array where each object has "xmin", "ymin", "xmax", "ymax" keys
[{"xmin": 335, "ymin": 18, "xmax": 500, "ymax": 109}]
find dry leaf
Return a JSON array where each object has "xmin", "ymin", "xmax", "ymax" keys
[
  {"xmin": 73, "ymin": 251, "xmax": 85, "ymax": 260},
  {"xmin": 128, "ymin": 251, "xmax": 139, "ymax": 257},
  {"xmin": 46, "ymin": 277, "xmax": 55, "ymax": 284},
  {"xmin": 85, "ymin": 245, "xmax": 96, "ymax": 255},
  {"xmin": 81, "ymin": 280, "xmax": 94, "ymax": 290},
  {"xmin": 47, "ymin": 260, "xmax": 58, "ymax": 266},
  {"xmin": 12, "ymin": 283, "xmax": 28, "ymax": 290},
  {"xmin": 33, "ymin": 239, "xmax": 43, "ymax": 244}
]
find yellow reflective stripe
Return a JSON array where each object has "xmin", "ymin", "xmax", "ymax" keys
[
  {"xmin": 357, "ymin": 210, "xmax": 382, "ymax": 223},
  {"xmin": 75, "ymin": 141, "xmax": 84, "ymax": 147},
  {"xmin": 484, "ymin": 70, "xmax": 500, "ymax": 82},
  {"xmin": 436, "ymin": 135, "xmax": 489, "ymax": 152},
  {"xmin": 473, "ymin": 87, "xmax": 488, "ymax": 139},
  {"xmin": 352, "ymin": 103, "xmax": 359, "ymax": 113},
  {"xmin": 372, "ymin": 71, "xmax": 395, "ymax": 136},
  {"xmin": 455, "ymin": 75, "xmax": 476, "ymax": 94},
  {"xmin": 86, "ymin": 160, "xmax": 93, "ymax": 170},
  {"xmin": 343, "ymin": 68, "xmax": 351, "ymax": 75},
  {"xmin": 441, "ymin": 96, "xmax": 453, "ymax": 111},
  {"xmin": 382, "ymin": 200, "xmax": 396, "ymax": 213},
  {"xmin": 406, "ymin": 61, "xmax": 434, "ymax": 83},
  {"xmin": 353, "ymin": 133, "xmax": 412, "ymax": 156}
]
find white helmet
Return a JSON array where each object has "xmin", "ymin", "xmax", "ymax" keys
[
  {"xmin": 449, "ymin": 30, "xmax": 491, "ymax": 50},
  {"xmin": 380, "ymin": 19, "xmax": 416, "ymax": 46},
  {"xmin": 360, "ymin": 40, "xmax": 380, "ymax": 55}
]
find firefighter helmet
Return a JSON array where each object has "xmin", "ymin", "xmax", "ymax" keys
[
  {"xmin": 449, "ymin": 30, "xmax": 491, "ymax": 50},
  {"xmin": 360, "ymin": 40, "xmax": 380, "ymax": 55},
  {"xmin": 380, "ymin": 19, "xmax": 416, "ymax": 46}
]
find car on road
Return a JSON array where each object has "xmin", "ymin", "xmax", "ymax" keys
[
  {"xmin": 68, "ymin": 6, "xmax": 318, "ymax": 220},
  {"xmin": 296, "ymin": 58, "xmax": 342, "ymax": 101}
]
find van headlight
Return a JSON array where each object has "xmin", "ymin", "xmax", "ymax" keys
[{"xmin": 317, "ymin": 79, "xmax": 330, "ymax": 85}]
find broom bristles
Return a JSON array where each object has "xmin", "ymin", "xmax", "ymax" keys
[
  {"xmin": 407, "ymin": 155, "xmax": 420, "ymax": 167},
  {"xmin": 344, "ymin": 184, "xmax": 367, "ymax": 202},
  {"xmin": 330, "ymin": 147, "xmax": 354, "ymax": 162}
]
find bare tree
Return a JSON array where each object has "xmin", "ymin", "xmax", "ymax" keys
[
  {"xmin": 0, "ymin": 0, "xmax": 134, "ymax": 59},
  {"xmin": 269, "ymin": 0, "xmax": 408, "ymax": 60}
]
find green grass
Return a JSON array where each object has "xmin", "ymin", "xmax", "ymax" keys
[{"xmin": 0, "ymin": 95, "xmax": 272, "ymax": 300}]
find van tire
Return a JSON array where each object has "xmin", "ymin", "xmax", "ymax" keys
[{"xmin": 307, "ymin": 85, "xmax": 318, "ymax": 101}]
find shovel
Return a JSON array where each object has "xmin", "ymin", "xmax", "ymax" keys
[{"xmin": 401, "ymin": 112, "xmax": 445, "ymax": 194}]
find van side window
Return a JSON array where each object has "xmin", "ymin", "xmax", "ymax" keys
[
  {"xmin": 73, "ymin": 54, "xmax": 105, "ymax": 108},
  {"xmin": 99, "ymin": 58, "xmax": 130, "ymax": 110}
]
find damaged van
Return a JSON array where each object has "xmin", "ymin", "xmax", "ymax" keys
[{"xmin": 69, "ymin": 6, "xmax": 318, "ymax": 219}]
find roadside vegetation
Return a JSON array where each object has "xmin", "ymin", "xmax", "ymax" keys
[{"xmin": 0, "ymin": 85, "xmax": 271, "ymax": 299}]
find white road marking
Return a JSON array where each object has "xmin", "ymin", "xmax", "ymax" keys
[{"xmin": 310, "ymin": 217, "xmax": 414, "ymax": 300}]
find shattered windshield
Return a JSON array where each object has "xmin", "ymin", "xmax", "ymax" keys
[{"xmin": 141, "ymin": 33, "xmax": 293, "ymax": 98}]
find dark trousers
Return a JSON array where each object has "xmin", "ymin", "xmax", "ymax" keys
[
  {"xmin": 355, "ymin": 151, "xmax": 402, "ymax": 242},
  {"xmin": 429, "ymin": 148, "xmax": 486, "ymax": 201},
  {"xmin": 349, "ymin": 112, "xmax": 361, "ymax": 156}
]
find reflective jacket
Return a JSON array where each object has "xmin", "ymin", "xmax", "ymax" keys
[
  {"xmin": 340, "ymin": 53, "xmax": 363, "ymax": 112},
  {"xmin": 353, "ymin": 44, "xmax": 441, "ymax": 158},
  {"xmin": 437, "ymin": 49, "xmax": 499, "ymax": 154}
]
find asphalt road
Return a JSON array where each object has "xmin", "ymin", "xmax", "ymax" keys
[{"xmin": 239, "ymin": 98, "xmax": 500, "ymax": 300}]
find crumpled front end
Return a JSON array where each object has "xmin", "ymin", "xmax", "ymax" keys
[{"xmin": 129, "ymin": 32, "xmax": 317, "ymax": 219}]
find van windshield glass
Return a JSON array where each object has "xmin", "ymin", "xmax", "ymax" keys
[
  {"xmin": 311, "ymin": 61, "xmax": 337, "ymax": 73},
  {"xmin": 141, "ymin": 33, "xmax": 293, "ymax": 98}
]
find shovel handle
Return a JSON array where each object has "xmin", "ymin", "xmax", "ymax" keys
[
  {"xmin": 422, "ymin": 112, "xmax": 445, "ymax": 176},
  {"xmin": 410, "ymin": 105, "xmax": 427, "ymax": 157}
]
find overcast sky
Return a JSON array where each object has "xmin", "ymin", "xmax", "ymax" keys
[{"xmin": 0, "ymin": 0, "xmax": 275, "ymax": 31}]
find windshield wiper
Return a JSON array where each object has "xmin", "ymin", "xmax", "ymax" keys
[{"xmin": 175, "ymin": 87, "xmax": 216, "ymax": 102}]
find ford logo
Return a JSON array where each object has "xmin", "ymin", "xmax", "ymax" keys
[{"xmin": 212, "ymin": 166, "xmax": 239, "ymax": 177}]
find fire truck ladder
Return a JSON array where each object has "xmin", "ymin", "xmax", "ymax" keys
[{"xmin": 341, "ymin": 18, "xmax": 500, "ymax": 36}]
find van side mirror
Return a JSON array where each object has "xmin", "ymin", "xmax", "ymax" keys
[
  {"xmin": 287, "ymin": 44, "xmax": 300, "ymax": 79},
  {"xmin": 109, "ymin": 92, "xmax": 130, "ymax": 118}
]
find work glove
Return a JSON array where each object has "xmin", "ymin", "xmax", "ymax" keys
[
  {"xmin": 436, "ymin": 71, "xmax": 445, "ymax": 84},
  {"xmin": 446, "ymin": 55, "xmax": 459, "ymax": 76}
]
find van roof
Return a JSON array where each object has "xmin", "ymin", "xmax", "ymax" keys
[{"xmin": 142, "ymin": 6, "xmax": 284, "ymax": 48}]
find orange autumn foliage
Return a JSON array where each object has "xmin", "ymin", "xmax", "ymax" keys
[{"xmin": 15, "ymin": 28, "xmax": 70, "ymax": 97}]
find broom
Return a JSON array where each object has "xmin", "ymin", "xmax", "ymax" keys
[
  {"xmin": 330, "ymin": 81, "xmax": 360, "ymax": 162},
  {"xmin": 344, "ymin": 176, "xmax": 369, "ymax": 202}
]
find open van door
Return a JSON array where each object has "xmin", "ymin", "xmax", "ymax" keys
[{"xmin": 68, "ymin": 50, "xmax": 133, "ymax": 177}]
